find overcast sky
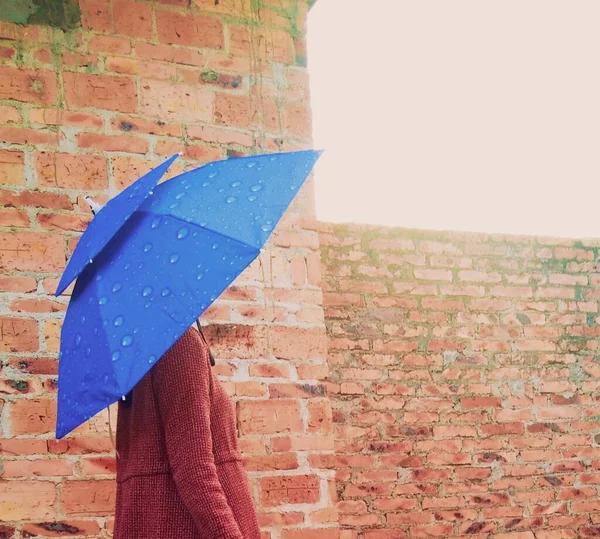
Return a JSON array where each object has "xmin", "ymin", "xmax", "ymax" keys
[{"xmin": 307, "ymin": 1, "xmax": 600, "ymax": 238}]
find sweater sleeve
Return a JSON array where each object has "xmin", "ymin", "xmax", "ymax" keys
[{"xmin": 151, "ymin": 329, "xmax": 243, "ymax": 539}]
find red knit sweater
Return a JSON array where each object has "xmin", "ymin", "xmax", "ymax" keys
[{"xmin": 114, "ymin": 328, "xmax": 261, "ymax": 539}]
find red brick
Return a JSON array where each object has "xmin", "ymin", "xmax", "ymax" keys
[
  {"xmin": 0, "ymin": 66, "xmax": 58, "ymax": 105},
  {"xmin": 61, "ymin": 480, "xmax": 116, "ymax": 516},
  {"xmin": 136, "ymin": 42, "xmax": 205, "ymax": 66},
  {"xmin": 29, "ymin": 108, "xmax": 103, "ymax": 129},
  {"xmin": 230, "ymin": 26, "xmax": 294, "ymax": 63},
  {"xmin": 64, "ymin": 73, "xmax": 137, "ymax": 112},
  {"xmin": 140, "ymin": 80, "xmax": 213, "ymax": 122},
  {"xmin": 0, "ymin": 481, "xmax": 56, "ymax": 520},
  {"xmin": 88, "ymin": 35, "xmax": 131, "ymax": 54},
  {"xmin": 0, "ymin": 105, "xmax": 22, "ymax": 124},
  {"xmin": 36, "ymin": 152, "xmax": 108, "ymax": 190},
  {"xmin": 0, "ymin": 189, "xmax": 72, "ymax": 210},
  {"xmin": 156, "ymin": 11, "xmax": 224, "ymax": 49},
  {"xmin": 0, "ymin": 126, "xmax": 59, "ymax": 146},
  {"xmin": 113, "ymin": 0, "xmax": 153, "ymax": 38},
  {"xmin": 37, "ymin": 212, "xmax": 90, "ymax": 232},
  {"xmin": 10, "ymin": 398, "xmax": 55, "ymax": 435},
  {"xmin": 81, "ymin": 0, "xmax": 112, "ymax": 31},
  {"xmin": 106, "ymin": 56, "xmax": 177, "ymax": 80},
  {"xmin": 3, "ymin": 458, "xmax": 73, "ymax": 477},
  {"xmin": 77, "ymin": 133, "xmax": 149, "ymax": 154},
  {"xmin": 22, "ymin": 521, "xmax": 101, "ymax": 537},
  {"xmin": 214, "ymin": 93, "xmax": 278, "ymax": 131},
  {"xmin": 260, "ymin": 474, "xmax": 320, "ymax": 507},
  {"xmin": 237, "ymin": 400, "xmax": 303, "ymax": 435}
]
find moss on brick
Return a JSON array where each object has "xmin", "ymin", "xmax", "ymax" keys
[{"xmin": 0, "ymin": 0, "xmax": 80, "ymax": 30}]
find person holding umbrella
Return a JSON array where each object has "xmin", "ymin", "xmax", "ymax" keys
[{"xmin": 56, "ymin": 151, "xmax": 321, "ymax": 538}]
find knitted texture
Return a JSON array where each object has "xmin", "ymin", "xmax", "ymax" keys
[{"xmin": 114, "ymin": 328, "xmax": 261, "ymax": 539}]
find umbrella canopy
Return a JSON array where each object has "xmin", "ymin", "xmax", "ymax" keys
[{"xmin": 56, "ymin": 150, "xmax": 321, "ymax": 438}]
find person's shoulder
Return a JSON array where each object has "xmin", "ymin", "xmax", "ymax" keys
[{"xmin": 156, "ymin": 327, "xmax": 210, "ymax": 374}]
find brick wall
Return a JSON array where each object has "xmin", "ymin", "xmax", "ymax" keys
[
  {"xmin": 0, "ymin": 2, "xmax": 338, "ymax": 538},
  {"xmin": 320, "ymin": 223, "xmax": 600, "ymax": 539}
]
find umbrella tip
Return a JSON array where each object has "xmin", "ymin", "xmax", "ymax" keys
[
  {"xmin": 84, "ymin": 196, "xmax": 102, "ymax": 215},
  {"xmin": 177, "ymin": 151, "xmax": 183, "ymax": 156}
]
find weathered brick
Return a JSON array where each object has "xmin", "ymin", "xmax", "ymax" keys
[
  {"xmin": 63, "ymin": 73, "xmax": 137, "ymax": 112},
  {"xmin": 36, "ymin": 152, "xmax": 108, "ymax": 190}
]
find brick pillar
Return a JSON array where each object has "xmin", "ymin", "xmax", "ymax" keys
[{"xmin": 0, "ymin": 2, "xmax": 337, "ymax": 537}]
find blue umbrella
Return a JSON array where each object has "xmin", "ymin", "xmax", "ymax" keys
[{"xmin": 55, "ymin": 150, "xmax": 321, "ymax": 438}]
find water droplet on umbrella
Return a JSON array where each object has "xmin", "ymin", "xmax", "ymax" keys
[
  {"xmin": 122, "ymin": 335, "xmax": 133, "ymax": 347},
  {"xmin": 247, "ymin": 161, "xmax": 256, "ymax": 168},
  {"xmin": 170, "ymin": 254, "xmax": 180, "ymax": 264},
  {"xmin": 124, "ymin": 263, "xmax": 131, "ymax": 270},
  {"xmin": 142, "ymin": 287, "xmax": 153, "ymax": 297},
  {"xmin": 218, "ymin": 188, "xmax": 225, "ymax": 193},
  {"xmin": 261, "ymin": 224, "xmax": 272, "ymax": 232},
  {"xmin": 148, "ymin": 355, "xmax": 156, "ymax": 364},
  {"xmin": 96, "ymin": 274, "xmax": 103, "ymax": 282},
  {"xmin": 197, "ymin": 273, "xmax": 204, "ymax": 280},
  {"xmin": 98, "ymin": 296, "xmax": 108, "ymax": 305},
  {"xmin": 102, "ymin": 319, "xmax": 108, "ymax": 328},
  {"xmin": 80, "ymin": 315, "xmax": 86, "ymax": 324},
  {"xmin": 113, "ymin": 316, "xmax": 124, "ymax": 327},
  {"xmin": 143, "ymin": 243, "xmax": 153, "ymax": 252},
  {"xmin": 177, "ymin": 227, "xmax": 189, "ymax": 240},
  {"xmin": 112, "ymin": 282, "xmax": 122, "ymax": 293},
  {"xmin": 208, "ymin": 172, "xmax": 218, "ymax": 178},
  {"xmin": 250, "ymin": 184, "xmax": 263, "ymax": 192},
  {"xmin": 75, "ymin": 334, "xmax": 82, "ymax": 347},
  {"xmin": 85, "ymin": 347, "xmax": 91, "ymax": 357},
  {"xmin": 133, "ymin": 327, "xmax": 140, "ymax": 335},
  {"xmin": 290, "ymin": 185, "xmax": 297, "ymax": 191},
  {"xmin": 226, "ymin": 196, "xmax": 236, "ymax": 204},
  {"xmin": 149, "ymin": 190, "xmax": 154, "ymax": 195},
  {"xmin": 247, "ymin": 195, "xmax": 258, "ymax": 202},
  {"xmin": 231, "ymin": 181, "xmax": 242, "ymax": 188},
  {"xmin": 212, "ymin": 243, "xmax": 219, "ymax": 250},
  {"xmin": 112, "ymin": 351, "xmax": 120, "ymax": 362},
  {"xmin": 169, "ymin": 202, "xmax": 179, "ymax": 210},
  {"xmin": 144, "ymin": 302, "xmax": 152, "ymax": 308},
  {"xmin": 202, "ymin": 181, "xmax": 211, "ymax": 187},
  {"xmin": 151, "ymin": 218, "xmax": 161, "ymax": 229},
  {"xmin": 161, "ymin": 288, "xmax": 171, "ymax": 297},
  {"xmin": 175, "ymin": 192, "xmax": 185, "ymax": 199}
]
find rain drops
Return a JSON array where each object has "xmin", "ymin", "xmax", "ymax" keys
[
  {"xmin": 230, "ymin": 181, "xmax": 242, "ymax": 188},
  {"xmin": 247, "ymin": 195, "xmax": 258, "ymax": 202},
  {"xmin": 250, "ymin": 184, "xmax": 263, "ymax": 192},
  {"xmin": 112, "ymin": 282, "xmax": 122, "ymax": 293},
  {"xmin": 208, "ymin": 171, "xmax": 218, "ymax": 179},
  {"xmin": 151, "ymin": 218, "xmax": 161, "ymax": 229},
  {"xmin": 225, "ymin": 196, "xmax": 236, "ymax": 204},
  {"xmin": 175, "ymin": 192, "xmax": 186, "ymax": 200},
  {"xmin": 113, "ymin": 316, "xmax": 124, "ymax": 327},
  {"xmin": 161, "ymin": 288, "xmax": 171, "ymax": 297},
  {"xmin": 170, "ymin": 254, "xmax": 180, "ymax": 264},
  {"xmin": 246, "ymin": 161, "xmax": 256, "ymax": 169},
  {"xmin": 143, "ymin": 243, "xmax": 153, "ymax": 253},
  {"xmin": 177, "ymin": 227, "xmax": 189, "ymax": 240},
  {"xmin": 75, "ymin": 334, "xmax": 82, "ymax": 347},
  {"xmin": 112, "ymin": 351, "xmax": 121, "ymax": 362},
  {"xmin": 202, "ymin": 181, "xmax": 211, "ymax": 187},
  {"xmin": 98, "ymin": 296, "xmax": 108, "ymax": 305},
  {"xmin": 212, "ymin": 242, "xmax": 219, "ymax": 250},
  {"xmin": 148, "ymin": 355, "xmax": 156, "ymax": 364},
  {"xmin": 261, "ymin": 223, "xmax": 273, "ymax": 232},
  {"xmin": 121, "ymin": 335, "xmax": 133, "ymax": 347},
  {"xmin": 142, "ymin": 287, "xmax": 153, "ymax": 297}
]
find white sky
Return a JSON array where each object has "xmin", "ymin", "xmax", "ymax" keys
[{"xmin": 307, "ymin": 1, "xmax": 600, "ymax": 238}]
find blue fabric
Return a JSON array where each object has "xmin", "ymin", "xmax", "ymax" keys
[{"xmin": 56, "ymin": 150, "xmax": 321, "ymax": 438}]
